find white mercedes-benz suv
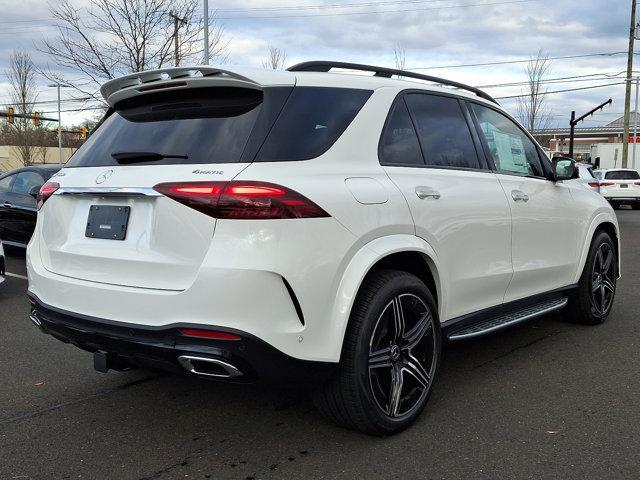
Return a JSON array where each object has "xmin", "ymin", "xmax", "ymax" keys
[{"xmin": 27, "ymin": 62, "xmax": 620, "ymax": 435}]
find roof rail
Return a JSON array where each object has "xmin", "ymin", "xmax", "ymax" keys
[{"xmin": 287, "ymin": 61, "xmax": 498, "ymax": 104}]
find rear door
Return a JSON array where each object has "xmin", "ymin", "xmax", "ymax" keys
[
  {"xmin": 381, "ymin": 92, "xmax": 513, "ymax": 320},
  {"xmin": 469, "ymin": 102, "xmax": 582, "ymax": 302}
]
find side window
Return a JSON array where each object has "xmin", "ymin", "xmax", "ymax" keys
[
  {"xmin": 471, "ymin": 103, "xmax": 544, "ymax": 177},
  {"xmin": 0, "ymin": 174, "xmax": 14, "ymax": 191},
  {"xmin": 379, "ymin": 99, "xmax": 424, "ymax": 166},
  {"xmin": 405, "ymin": 94, "xmax": 481, "ymax": 169},
  {"xmin": 12, "ymin": 171, "xmax": 44, "ymax": 195}
]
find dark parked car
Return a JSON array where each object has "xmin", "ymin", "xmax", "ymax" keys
[{"xmin": 0, "ymin": 165, "xmax": 61, "ymax": 247}]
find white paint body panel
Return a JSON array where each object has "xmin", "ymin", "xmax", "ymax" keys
[{"xmin": 27, "ymin": 71, "xmax": 621, "ymax": 363}]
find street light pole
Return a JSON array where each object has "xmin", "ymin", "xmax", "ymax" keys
[
  {"xmin": 633, "ymin": 76, "xmax": 639, "ymax": 169},
  {"xmin": 56, "ymin": 83, "xmax": 62, "ymax": 165},
  {"xmin": 204, "ymin": 0, "xmax": 209, "ymax": 64},
  {"xmin": 622, "ymin": 0, "xmax": 637, "ymax": 168}
]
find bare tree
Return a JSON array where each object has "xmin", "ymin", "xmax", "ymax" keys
[
  {"xmin": 393, "ymin": 43, "xmax": 406, "ymax": 71},
  {"xmin": 39, "ymin": 0, "xmax": 229, "ymax": 101},
  {"xmin": 517, "ymin": 50, "xmax": 553, "ymax": 145},
  {"xmin": 6, "ymin": 50, "xmax": 41, "ymax": 165},
  {"xmin": 261, "ymin": 46, "xmax": 287, "ymax": 70}
]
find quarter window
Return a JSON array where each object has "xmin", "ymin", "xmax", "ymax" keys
[
  {"xmin": 379, "ymin": 99, "xmax": 424, "ymax": 166},
  {"xmin": 471, "ymin": 103, "xmax": 544, "ymax": 177},
  {"xmin": 405, "ymin": 94, "xmax": 481, "ymax": 169}
]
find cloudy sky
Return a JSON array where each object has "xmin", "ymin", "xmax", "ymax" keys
[{"xmin": 0, "ymin": 0, "xmax": 636, "ymax": 129}]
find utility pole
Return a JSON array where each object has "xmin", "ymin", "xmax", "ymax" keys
[
  {"xmin": 204, "ymin": 0, "xmax": 209, "ymax": 64},
  {"xmin": 568, "ymin": 99, "xmax": 613, "ymax": 159},
  {"xmin": 622, "ymin": 0, "xmax": 637, "ymax": 167},
  {"xmin": 634, "ymin": 76, "xmax": 640, "ymax": 168},
  {"xmin": 47, "ymin": 82, "xmax": 70, "ymax": 165},
  {"xmin": 169, "ymin": 11, "xmax": 188, "ymax": 67}
]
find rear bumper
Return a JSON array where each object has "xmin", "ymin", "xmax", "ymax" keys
[
  {"xmin": 29, "ymin": 295, "xmax": 335, "ymax": 384},
  {"xmin": 605, "ymin": 197, "xmax": 640, "ymax": 202}
]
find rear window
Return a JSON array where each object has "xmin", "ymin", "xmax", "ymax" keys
[
  {"xmin": 67, "ymin": 86, "xmax": 371, "ymax": 167},
  {"xmin": 605, "ymin": 170, "xmax": 640, "ymax": 180},
  {"xmin": 66, "ymin": 87, "xmax": 264, "ymax": 167},
  {"xmin": 256, "ymin": 87, "xmax": 372, "ymax": 162}
]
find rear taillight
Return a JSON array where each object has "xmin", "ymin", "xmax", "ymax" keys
[
  {"xmin": 588, "ymin": 182, "xmax": 600, "ymax": 188},
  {"xmin": 37, "ymin": 182, "xmax": 59, "ymax": 210},
  {"xmin": 599, "ymin": 181, "xmax": 615, "ymax": 187},
  {"xmin": 635, "ymin": 181, "xmax": 640, "ymax": 185},
  {"xmin": 153, "ymin": 181, "xmax": 329, "ymax": 219}
]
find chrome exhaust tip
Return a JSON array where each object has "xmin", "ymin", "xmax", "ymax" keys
[
  {"xmin": 29, "ymin": 312, "xmax": 42, "ymax": 327},
  {"xmin": 177, "ymin": 355, "xmax": 243, "ymax": 379}
]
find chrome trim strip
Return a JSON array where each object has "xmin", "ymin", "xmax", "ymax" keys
[
  {"xmin": 55, "ymin": 187, "xmax": 161, "ymax": 197},
  {"xmin": 448, "ymin": 298, "xmax": 568, "ymax": 341},
  {"xmin": 177, "ymin": 355, "xmax": 243, "ymax": 379},
  {"xmin": 29, "ymin": 313, "xmax": 42, "ymax": 327}
]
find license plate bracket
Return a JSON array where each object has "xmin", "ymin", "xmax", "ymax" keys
[
  {"xmin": 621, "ymin": 183, "xmax": 629, "ymax": 188},
  {"xmin": 85, "ymin": 205, "xmax": 130, "ymax": 240}
]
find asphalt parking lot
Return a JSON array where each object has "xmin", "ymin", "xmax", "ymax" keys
[{"xmin": 2, "ymin": 211, "xmax": 640, "ymax": 480}]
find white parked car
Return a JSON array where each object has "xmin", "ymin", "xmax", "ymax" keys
[
  {"xmin": 593, "ymin": 168, "xmax": 640, "ymax": 208},
  {"xmin": 26, "ymin": 62, "xmax": 620, "ymax": 435},
  {"xmin": 0, "ymin": 240, "xmax": 4, "ymax": 286}
]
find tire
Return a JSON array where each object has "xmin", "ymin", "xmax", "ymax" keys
[
  {"xmin": 567, "ymin": 231, "xmax": 617, "ymax": 325},
  {"xmin": 313, "ymin": 269, "xmax": 441, "ymax": 436}
]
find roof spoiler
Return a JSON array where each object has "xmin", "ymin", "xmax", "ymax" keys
[{"xmin": 100, "ymin": 66, "xmax": 295, "ymax": 107}]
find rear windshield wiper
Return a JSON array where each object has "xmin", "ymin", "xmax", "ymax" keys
[{"xmin": 111, "ymin": 151, "xmax": 189, "ymax": 164}]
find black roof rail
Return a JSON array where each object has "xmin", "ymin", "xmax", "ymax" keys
[{"xmin": 287, "ymin": 61, "xmax": 498, "ymax": 104}]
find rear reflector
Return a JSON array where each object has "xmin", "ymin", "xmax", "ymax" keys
[
  {"xmin": 179, "ymin": 328, "xmax": 242, "ymax": 340},
  {"xmin": 37, "ymin": 182, "xmax": 59, "ymax": 210},
  {"xmin": 153, "ymin": 181, "xmax": 329, "ymax": 219}
]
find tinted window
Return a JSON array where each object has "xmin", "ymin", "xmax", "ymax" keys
[
  {"xmin": 257, "ymin": 87, "xmax": 372, "ymax": 162},
  {"xmin": 66, "ymin": 88, "xmax": 264, "ymax": 167},
  {"xmin": 0, "ymin": 174, "xmax": 13, "ymax": 191},
  {"xmin": 405, "ymin": 94, "xmax": 480, "ymax": 169},
  {"xmin": 12, "ymin": 172, "xmax": 44, "ymax": 194},
  {"xmin": 472, "ymin": 104, "xmax": 544, "ymax": 177},
  {"xmin": 605, "ymin": 170, "xmax": 640, "ymax": 180},
  {"xmin": 380, "ymin": 100, "xmax": 423, "ymax": 166}
]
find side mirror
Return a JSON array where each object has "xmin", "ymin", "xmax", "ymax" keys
[
  {"xmin": 553, "ymin": 158, "xmax": 579, "ymax": 181},
  {"xmin": 28, "ymin": 185, "xmax": 41, "ymax": 199}
]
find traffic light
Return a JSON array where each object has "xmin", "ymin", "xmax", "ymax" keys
[
  {"xmin": 7, "ymin": 107, "xmax": 14, "ymax": 124},
  {"xmin": 80, "ymin": 126, "xmax": 88, "ymax": 140},
  {"xmin": 33, "ymin": 111, "xmax": 40, "ymax": 127}
]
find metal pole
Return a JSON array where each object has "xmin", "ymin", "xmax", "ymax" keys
[
  {"xmin": 204, "ymin": 0, "xmax": 209, "ymax": 64},
  {"xmin": 569, "ymin": 111, "xmax": 576, "ymax": 158},
  {"xmin": 622, "ymin": 0, "xmax": 637, "ymax": 168},
  {"xmin": 634, "ymin": 76, "xmax": 639, "ymax": 169},
  {"xmin": 57, "ymin": 83, "xmax": 62, "ymax": 165}
]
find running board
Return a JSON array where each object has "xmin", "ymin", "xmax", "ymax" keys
[{"xmin": 447, "ymin": 297, "xmax": 568, "ymax": 341}]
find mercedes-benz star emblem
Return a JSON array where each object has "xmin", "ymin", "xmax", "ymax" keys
[{"xmin": 96, "ymin": 169, "xmax": 114, "ymax": 184}]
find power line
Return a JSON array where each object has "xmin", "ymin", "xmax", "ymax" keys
[
  {"xmin": 215, "ymin": 0, "xmax": 535, "ymax": 19},
  {"xmin": 216, "ymin": 0, "xmax": 457, "ymax": 12},
  {"xmin": 408, "ymin": 51, "xmax": 633, "ymax": 70},
  {"xmin": 476, "ymin": 71, "xmax": 629, "ymax": 89},
  {"xmin": 495, "ymin": 82, "xmax": 627, "ymax": 100}
]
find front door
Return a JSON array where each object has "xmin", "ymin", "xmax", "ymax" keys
[
  {"xmin": 380, "ymin": 92, "xmax": 513, "ymax": 320},
  {"xmin": 469, "ymin": 102, "xmax": 582, "ymax": 303}
]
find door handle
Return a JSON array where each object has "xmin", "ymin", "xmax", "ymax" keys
[
  {"xmin": 3, "ymin": 202, "xmax": 12, "ymax": 208},
  {"xmin": 415, "ymin": 186, "xmax": 441, "ymax": 200},
  {"xmin": 511, "ymin": 190, "xmax": 529, "ymax": 202}
]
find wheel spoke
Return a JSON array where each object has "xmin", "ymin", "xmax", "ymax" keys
[
  {"xmin": 596, "ymin": 247, "xmax": 604, "ymax": 271},
  {"xmin": 403, "ymin": 355, "xmax": 430, "ymax": 389},
  {"xmin": 602, "ymin": 248, "xmax": 613, "ymax": 273},
  {"xmin": 592, "ymin": 277, "xmax": 601, "ymax": 293},
  {"xmin": 392, "ymin": 296, "xmax": 405, "ymax": 341},
  {"xmin": 600, "ymin": 285, "xmax": 606, "ymax": 311},
  {"xmin": 368, "ymin": 347, "xmax": 392, "ymax": 370},
  {"xmin": 388, "ymin": 364, "xmax": 404, "ymax": 416},
  {"xmin": 403, "ymin": 313, "xmax": 432, "ymax": 350},
  {"xmin": 602, "ymin": 279, "xmax": 615, "ymax": 294}
]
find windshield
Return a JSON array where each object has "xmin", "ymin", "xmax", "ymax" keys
[{"xmin": 605, "ymin": 170, "xmax": 640, "ymax": 180}]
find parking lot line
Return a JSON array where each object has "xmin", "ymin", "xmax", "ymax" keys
[{"xmin": 5, "ymin": 272, "xmax": 28, "ymax": 281}]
